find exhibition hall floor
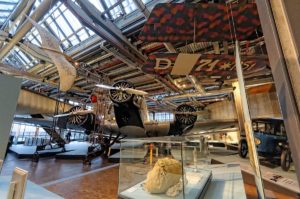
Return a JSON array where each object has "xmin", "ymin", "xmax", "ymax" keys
[
  {"xmin": 1, "ymin": 152, "xmax": 297, "ymax": 199},
  {"xmin": 1, "ymin": 153, "xmax": 113, "ymax": 184}
]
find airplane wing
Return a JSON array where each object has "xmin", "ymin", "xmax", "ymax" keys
[
  {"xmin": 185, "ymin": 119, "xmax": 239, "ymax": 136},
  {"xmin": 14, "ymin": 117, "xmax": 54, "ymax": 128},
  {"xmin": 13, "ymin": 116, "xmax": 86, "ymax": 131}
]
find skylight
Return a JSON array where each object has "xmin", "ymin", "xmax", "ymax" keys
[
  {"xmin": 25, "ymin": 1, "xmax": 94, "ymax": 50},
  {"xmin": 0, "ymin": 0, "xmax": 19, "ymax": 27}
]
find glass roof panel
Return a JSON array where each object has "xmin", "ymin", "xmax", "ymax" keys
[
  {"xmin": 0, "ymin": 4, "xmax": 15, "ymax": 10},
  {"xmin": 142, "ymin": 0, "xmax": 152, "ymax": 4},
  {"xmin": 0, "ymin": 0, "xmax": 19, "ymax": 27},
  {"xmin": 88, "ymin": 0, "xmax": 105, "ymax": 12},
  {"xmin": 24, "ymin": 1, "xmax": 96, "ymax": 50},
  {"xmin": 6, "ymin": 46, "xmax": 38, "ymax": 69},
  {"xmin": 48, "ymin": 21, "xmax": 66, "ymax": 40},
  {"xmin": 63, "ymin": 9, "xmax": 82, "ymax": 32},
  {"xmin": 0, "ymin": 12, "xmax": 10, "ymax": 17},
  {"xmin": 55, "ymin": 15, "xmax": 73, "ymax": 37},
  {"xmin": 77, "ymin": 29, "xmax": 89, "ymax": 41},
  {"xmin": 122, "ymin": 0, "xmax": 137, "ymax": 14},
  {"xmin": 110, "ymin": 6, "xmax": 123, "ymax": 19}
]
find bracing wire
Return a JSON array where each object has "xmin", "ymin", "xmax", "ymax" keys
[
  {"xmin": 229, "ymin": 1, "xmax": 237, "ymax": 41},
  {"xmin": 225, "ymin": 2, "xmax": 234, "ymax": 45}
]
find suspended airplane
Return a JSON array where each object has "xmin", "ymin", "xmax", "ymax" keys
[{"xmin": 14, "ymin": 79, "xmax": 238, "ymax": 163}]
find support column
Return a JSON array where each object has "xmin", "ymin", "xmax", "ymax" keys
[
  {"xmin": 232, "ymin": 82, "xmax": 245, "ymax": 139},
  {"xmin": 0, "ymin": 75, "xmax": 22, "ymax": 160},
  {"xmin": 270, "ymin": 0, "xmax": 300, "ymax": 111},
  {"xmin": 256, "ymin": 0, "xmax": 300, "ymax": 184},
  {"xmin": 235, "ymin": 42, "xmax": 265, "ymax": 198}
]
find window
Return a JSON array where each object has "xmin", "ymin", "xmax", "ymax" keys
[
  {"xmin": 0, "ymin": 0, "xmax": 19, "ymax": 28},
  {"xmin": 89, "ymin": 0, "xmax": 105, "ymax": 12},
  {"xmin": 25, "ymin": 1, "xmax": 94, "ymax": 50},
  {"xmin": 10, "ymin": 122, "xmax": 51, "ymax": 142},
  {"xmin": 151, "ymin": 112, "xmax": 174, "ymax": 122},
  {"xmin": 122, "ymin": 0, "xmax": 137, "ymax": 14}
]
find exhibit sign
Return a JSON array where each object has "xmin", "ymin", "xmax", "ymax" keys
[
  {"xmin": 26, "ymin": 17, "xmax": 76, "ymax": 92},
  {"xmin": 0, "ymin": 75, "xmax": 22, "ymax": 160},
  {"xmin": 139, "ymin": 3, "xmax": 260, "ymax": 42},
  {"xmin": 142, "ymin": 53, "xmax": 269, "ymax": 78},
  {"xmin": 240, "ymin": 164, "xmax": 300, "ymax": 194}
]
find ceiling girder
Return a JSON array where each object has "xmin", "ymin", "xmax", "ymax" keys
[
  {"xmin": 7, "ymin": 0, "xmax": 35, "ymax": 33},
  {"xmin": 0, "ymin": 0, "xmax": 59, "ymax": 60},
  {"xmin": 65, "ymin": 0, "xmax": 145, "ymax": 65}
]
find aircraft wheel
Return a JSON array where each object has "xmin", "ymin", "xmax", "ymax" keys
[
  {"xmin": 32, "ymin": 153, "xmax": 39, "ymax": 162},
  {"xmin": 281, "ymin": 149, "xmax": 291, "ymax": 171},
  {"xmin": 238, "ymin": 139, "xmax": 248, "ymax": 158},
  {"xmin": 83, "ymin": 160, "xmax": 91, "ymax": 165},
  {"xmin": 109, "ymin": 80, "xmax": 134, "ymax": 103}
]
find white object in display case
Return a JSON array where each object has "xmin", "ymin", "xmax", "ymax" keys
[
  {"xmin": 119, "ymin": 168, "xmax": 212, "ymax": 199},
  {"xmin": 118, "ymin": 136, "xmax": 212, "ymax": 199},
  {"xmin": 118, "ymin": 136, "xmax": 247, "ymax": 199}
]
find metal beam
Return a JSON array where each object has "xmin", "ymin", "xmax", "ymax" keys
[
  {"xmin": 0, "ymin": 0, "xmax": 58, "ymax": 60},
  {"xmin": 163, "ymin": 79, "xmax": 274, "ymax": 101},
  {"xmin": 256, "ymin": 0, "xmax": 300, "ymax": 183},
  {"xmin": 65, "ymin": 0, "xmax": 145, "ymax": 64},
  {"xmin": 133, "ymin": 0, "xmax": 150, "ymax": 17},
  {"xmin": 6, "ymin": 0, "xmax": 35, "ymax": 32},
  {"xmin": 187, "ymin": 76, "xmax": 206, "ymax": 94}
]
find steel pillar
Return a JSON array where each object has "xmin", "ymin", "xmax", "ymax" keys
[
  {"xmin": 232, "ymin": 81, "xmax": 245, "ymax": 138},
  {"xmin": 235, "ymin": 41, "xmax": 265, "ymax": 198},
  {"xmin": 256, "ymin": 0, "xmax": 300, "ymax": 183},
  {"xmin": 269, "ymin": 0, "xmax": 300, "ymax": 111},
  {"xmin": 0, "ymin": 75, "xmax": 21, "ymax": 160}
]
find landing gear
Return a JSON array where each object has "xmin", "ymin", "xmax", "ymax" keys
[
  {"xmin": 83, "ymin": 144, "xmax": 103, "ymax": 165},
  {"xmin": 238, "ymin": 139, "xmax": 248, "ymax": 158},
  {"xmin": 281, "ymin": 149, "xmax": 291, "ymax": 171},
  {"xmin": 32, "ymin": 152, "xmax": 39, "ymax": 163},
  {"xmin": 83, "ymin": 132, "xmax": 125, "ymax": 165}
]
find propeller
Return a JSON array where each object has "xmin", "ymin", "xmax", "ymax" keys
[
  {"xmin": 54, "ymin": 109, "xmax": 93, "ymax": 118},
  {"xmin": 96, "ymin": 83, "xmax": 148, "ymax": 96}
]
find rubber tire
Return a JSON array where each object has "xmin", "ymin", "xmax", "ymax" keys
[
  {"xmin": 281, "ymin": 150, "xmax": 291, "ymax": 171},
  {"xmin": 238, "ymin": 139, "xmax": 248, "ymax": 158}
]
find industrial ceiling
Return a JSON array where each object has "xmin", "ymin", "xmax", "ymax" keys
[{"xmin": 0, "ymin": 0, "xmax": 273, "ymax": 112}]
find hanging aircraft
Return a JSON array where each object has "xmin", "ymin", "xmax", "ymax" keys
[{"xmin": 13, "ymin": 79, "xmax": 238, "ymax": 163}]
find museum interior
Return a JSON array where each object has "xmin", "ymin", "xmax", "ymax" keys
[{"xmin": 0, "ymin": 0, "xmax": 300, "ymax": 198}]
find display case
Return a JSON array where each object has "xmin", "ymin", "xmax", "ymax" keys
[{"xmin": 118, "ymin": 136, "xmax": 213, "ymax": 199}]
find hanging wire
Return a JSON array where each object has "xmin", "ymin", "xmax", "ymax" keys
[
  {"xmin": 51, "ymin": 86, "xmax": 61, "ymax": 143},
  {"xmin": 225, "ymin": 1, "xmax": 234, "ymax": 46},
  {"xmin": 229, "ymin": 2, "xmax": 237, "ymax": 41},
  {"xmin": 192, "ymin": 17, "xmax": 196, "ymax": 54},
  {"xmin": 255, "ymin": 29, "xmax": 264, "ymax": 55}
]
